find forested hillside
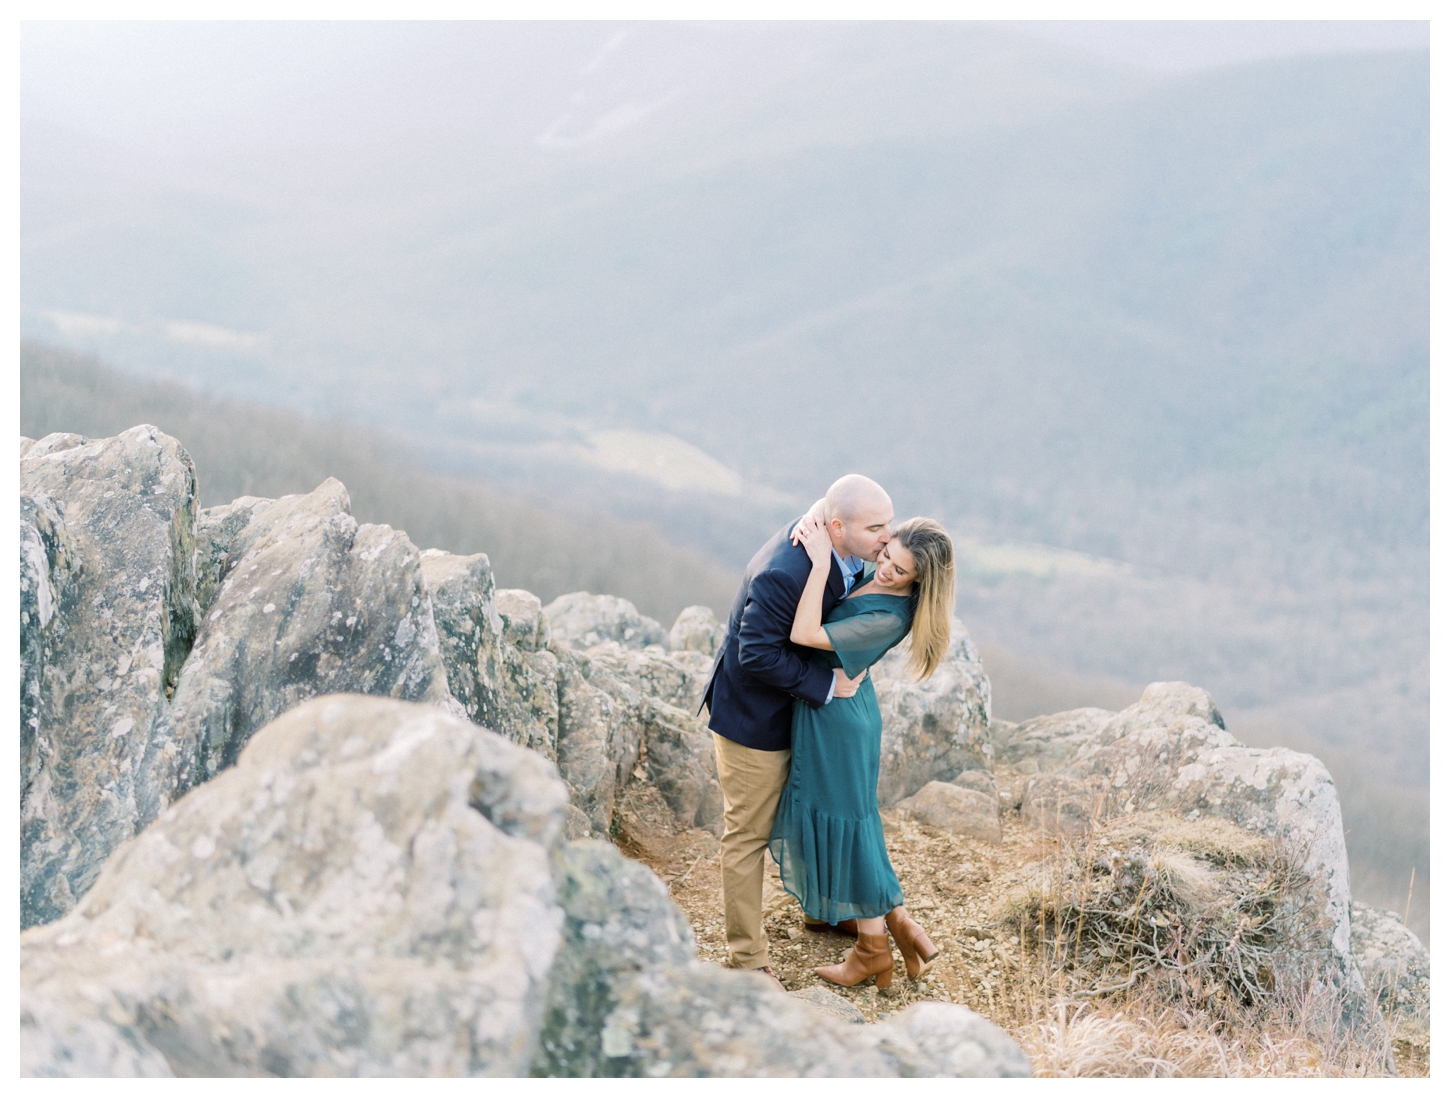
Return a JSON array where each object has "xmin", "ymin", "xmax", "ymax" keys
[{"xmin": 19, "ymin": 344, "xmax": 737, "ymax": 625}]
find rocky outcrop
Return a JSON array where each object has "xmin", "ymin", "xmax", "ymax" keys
[
  {"xmin": 994, "ymin": 682, "xmax": 1373, "ymax": 1021},
  {"xmin": 23, "ymin": 422, "xmax": 1402, "ymax": 1073},
  {"xmin": 22, "ymin": 695, "xmax": 1030, "ymax": 1078},
  {"xmin": 1351, "ymin": 902, "xmax": 1430, "ymax": 1038},
  {"xmin": 873, "ymin": 620, "xmax": 992, "ymax": 807},
  {"xmin": 147, "ymin": 478, "xmax": 459, "ymax": 818},
  {"xmin": 20, "ymin": 427, "xmax": 201, "ymax": 929},
  {"xmin": 21, "ymin": 695, "xmax": 568, "ymax": 1077},
  {"xmin": 545, "ymin": 592, "xmax": 668, "ymax": 651}
]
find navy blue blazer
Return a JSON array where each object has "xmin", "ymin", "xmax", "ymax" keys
[{"xmin": 701, "ymin": 519, "xmax": 856, "ymax": 752}]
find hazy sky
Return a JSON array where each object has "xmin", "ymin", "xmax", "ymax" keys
[
  {"xmin": 1013, "ymin": 20, "xmax": 1428, "ymax": 71},
  {"xmin": 21, "ymin": 19, "xmax": 1430, "ymax": 146}
]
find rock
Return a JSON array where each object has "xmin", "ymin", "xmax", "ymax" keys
[
  {"xmin": 566, "ymin": 641, "xmax": 722, "ymax": 834},
  {"xmin": 871, "ymin": 1001, "xmax": 1032, "ymax": 1077},
  {"xmin": 1019, "ymin": 773, "xmax": 1097, "ymax": 834},
  {"xmin": 583, "ymin": 640, "xmax": 712, "ymax": 713},
  {"xmin": 994, "ymin": 707, "xmax": 1113, "ymax": 774},
  {"xmin": 790, "ymin": 987, "xmax": 867, "ymax": 1025},
  {"xmin": 951, "ymin": 769, "xmax": 998, "ymax": 798},
  {"xmin": 564, "ymin": 804, "xmax": 594, "ymax": 840},
  {"xmin": 19, "ymin": 426, "xmax": 201, "ymax": 928},
  {"xmin": 19, "ymin": 688, "xmax": 1032, "ymax": 1077},
  {"xmin": 553, "ymin": 649, "xmax": 622, "ymax": 834},
  {"xmin": 20, "ymin": 491, "xmax": 73, "ymax": 831},
  {"xmin": 897, "ymin": 781, "xmax": 1001, "ymax": 842},
  {"xmin": 495, "ymin": 644, "xmax": 563, "ymax": 761},
  {"xmin": 195, "ymin": 496, "xmax": 273, "ymax": 613},
  {"xmin": 669, "ymin": 605, "xmax": 724, "ymax": 657},
  {"xmin": 1002, "ymin": 681, "xmax": 1373, "ymax": 1023},
  {"xmin": 148, "ymin": 478, "xmax": 460, "ymax": 820},
  {"xmin": 1351, "ymin": 902, "xmax": 1430, "ymax": 1036},
  {"xmin": 419, "ymin": 549, "xmax": 502, "ymax": 725},
  {"xmin": 638, "ymin": 700, "xmax": 724, "ymax": 836},
  {"xmin": 20, "ymin": 695, "xmax": 571, "ymax": 1077},
  {"xmin": 873, "ymin": 618, "xmax": 992, "ymax": 807},
  {"xmin": 496, "ymin": 588, "xmax": 551, "ymax": 652},
  {"xmin": 544, "ymin": 592, "xmax": 668, "ymax": 651},
  {"xmin": 420, "ymin": 550, "xmax": 559, "ymax": 760},
  {"xmin": 532, "ymin": 840, "xmax": 1030, "ymax": 1077}
]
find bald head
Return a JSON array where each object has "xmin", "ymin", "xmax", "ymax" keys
[
  {"xmin": 825, "ymin": 474, "xmax": 891, "ymax": 523},
  {"xmin": 823, "ymin": 474, "xmax": 894, "ymax": 561}
]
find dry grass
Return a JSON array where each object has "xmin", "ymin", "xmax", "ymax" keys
[
  {"xmin": 611, "ymin": 777, "xmax": 1421, "ymax": 1078},
  {"xmin": 994, "ymin": 813, "xmax": 1398, "ymax": 1077}
]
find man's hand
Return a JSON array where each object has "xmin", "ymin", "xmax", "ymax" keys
[{"xmin": 833, "ymin": 667, "xmax": 868, "ymax": 698}]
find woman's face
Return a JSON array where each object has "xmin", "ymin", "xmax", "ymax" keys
[{"xmin": 874, "ymin": 537, "xmax": 918, "ymax": 591}]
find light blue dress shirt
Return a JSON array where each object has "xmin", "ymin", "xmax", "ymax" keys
[{"xmin": 820, "ymin": 548, "xmax": 865, "ymax": 705}]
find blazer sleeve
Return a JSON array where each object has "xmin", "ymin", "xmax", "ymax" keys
[{"xmin": 736, "ymin": 567, "xmax": 835, "ymax": 708}]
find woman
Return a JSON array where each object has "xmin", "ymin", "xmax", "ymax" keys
[{"xmin": 768, "ymin": 514, "xmax": 956, "ymax": 989}]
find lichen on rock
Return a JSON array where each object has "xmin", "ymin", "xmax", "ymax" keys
[{"xmin": 20, "ymin": 426, "xmax": 201, "ymax": 928}]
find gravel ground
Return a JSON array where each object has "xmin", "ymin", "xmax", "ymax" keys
[{"xmin": 611, "ymin": 778, "xmax": 1056, "ymax": 1026}]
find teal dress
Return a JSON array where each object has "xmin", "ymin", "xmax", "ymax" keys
[{"xmin": 769, "ymin": 592, "xmax": 913, "ymax": 923}]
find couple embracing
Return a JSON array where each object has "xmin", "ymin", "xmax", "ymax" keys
[{"xmin": 701, "ymin": 474, "xmax": 954, "ymax": 992}]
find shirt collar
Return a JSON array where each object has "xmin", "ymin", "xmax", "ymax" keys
[{"xmin": 833, "ymin": 547, "xmax": 864, "ymax": 581}]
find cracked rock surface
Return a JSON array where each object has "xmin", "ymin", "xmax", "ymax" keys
[{"xmin": 20, "ymin": 427, "xmax": 201, "ymax": 928}]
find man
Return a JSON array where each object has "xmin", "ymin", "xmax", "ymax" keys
[{"xmin": 700, "ymin": 473, "xmax": 894, "ymax": 990}]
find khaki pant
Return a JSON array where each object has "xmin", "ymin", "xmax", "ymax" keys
[{"xmin": 712, "ymin": 732, "xmax": 791, "ymax": 970}]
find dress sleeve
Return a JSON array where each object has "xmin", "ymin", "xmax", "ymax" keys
[{"xmin": 823, "ymin": 606, "xmax": 909, "ymax": 679}]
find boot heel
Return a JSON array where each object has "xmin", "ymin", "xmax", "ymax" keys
[{"xmin": 875, "ymin": 969, "xmax": 892, "ymax": 989}]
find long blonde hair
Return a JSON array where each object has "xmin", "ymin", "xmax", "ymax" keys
[{"xmin": 893, "ymin": 517, "xmax": 956, "ymax": 681}]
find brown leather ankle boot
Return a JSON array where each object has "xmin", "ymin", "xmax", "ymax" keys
[
  {"xmin": 814, "ymin": 932, "xmax": 894, "ymax": 989},
  {"xmin": 885, "ymin": 907, "xmax": 940, "ymax": 980}
]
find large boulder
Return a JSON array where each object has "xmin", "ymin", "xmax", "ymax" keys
[
  {"xmin": 19, "ymin": 426, "xmax": 201, "ymax": 928},
  {"xmin": 147, "ymin": 479, "xmax": 459, "ymax": 821},
  {"xmin": 22, "ymin": 695, "xmax": 1032, "ymax": 1078},
  {"xmin": 20, "ymin": 695, "xmax": 568, "ymax": 1077},
  {"xmin": 544, "ymin": 592, "xmax": 668, "ymax": 651},
  {"xmin": 873, "ymin": 619, "xmax": 992, "ymax": 807},
  {"xmin": 998, "ymin": 681, "xmax": 1373, "ymax": 1022}
]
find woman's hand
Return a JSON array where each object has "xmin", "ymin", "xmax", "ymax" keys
[{"xmin": 794, "ymin": 514, "xmax": 834, "ymax": 569}]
